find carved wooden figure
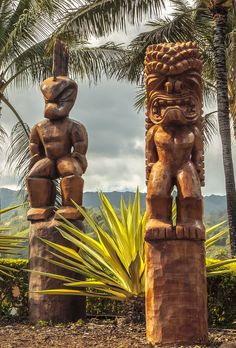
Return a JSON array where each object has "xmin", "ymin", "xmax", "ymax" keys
[
  {"xmin": 27, "ymin": 40, "xmax": 86, "ymax": 323},
  {"xmin": 27, "ymin": 40, "xmax": 88, "ymax": 221},
  {"xmin": 144, "ymin": 42, "xmax": 208, "ymax": 345}
]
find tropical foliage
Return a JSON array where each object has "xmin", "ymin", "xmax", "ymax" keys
[
  {"xmin": 38, "ymin": 191, "xmax": 236, "ymax": 300},
  {"xmin": 0, "ymin": 205, "xmax": 27, "ymax": 278}
]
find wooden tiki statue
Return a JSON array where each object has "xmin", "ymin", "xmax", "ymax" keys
[
  {"xmin": 27, "ymin": 40, "xmax": 88, "ymax": 221},
  {"xmin": 27, "ymin": 40, "xmax": 87, "ymax": 323},
  {"xmin": 144, "ymin": 42, "xmax": 208, "ymax": 345}
]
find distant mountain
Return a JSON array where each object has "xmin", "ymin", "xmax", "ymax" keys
[
  {"xmin": 0, "ymin": 187, "xmax": 227, "ymax": 218},
  {"xmin": 0, "ymin": 188, "xmax": 21, "ymax": 208}
]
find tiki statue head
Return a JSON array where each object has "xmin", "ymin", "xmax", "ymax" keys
[
  {"xmin": 144, "ymin": 42, "xmax": 203, "ymax": 127},
  {"xmin": 40, "ymin": 76, "xmax": 78, "ymax": 120}
]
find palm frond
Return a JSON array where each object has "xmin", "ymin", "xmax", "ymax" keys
[
  {"xmin": 0, "ymin": 204, "xmax": 27, "ymax": 276},
  {"xmin": 1, "ymin": 95, "xmax": 29, "ymax": 136},
  {"xmin": 6, "ymin": 122, "xmax": 31, "ymax": 195},
  {"xmin": 134, "ymin": 84, "xmax": 146, "ymax": 112},
  {"xmin": 54, "ymin": 0, "xmax": 165, "ymax": 41},
  {"xmin": 113, "ymin": 0, "xmax": 214, "ymax": 89},
  {"xmin": 0, "ymin": 121, "xmax": 7, "ymax": 151},
  {"xmin": 68, "ymin": 41, "xmax": 126, "ymax": 83},
  {"xmin": 203, "ymin": 111, "xmax": 218, "ymax": 146}
]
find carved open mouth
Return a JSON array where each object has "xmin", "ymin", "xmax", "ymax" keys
[{"xmin": 151, "ymin": 95, "xmax": 198, "ymax": 122}]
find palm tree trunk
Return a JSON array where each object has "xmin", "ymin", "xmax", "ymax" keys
[{"xmin": 211, "ymin": 6, "xmax": 236, "ymax": 256}]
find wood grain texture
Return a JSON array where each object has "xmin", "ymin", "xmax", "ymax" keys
[
  {"xmin": 145, "ymin": 241, "xmax": 208, "ymax": 345},
  {"xmin": 28, "ymin": 218, "xmax": 86, "ymax": 323}
]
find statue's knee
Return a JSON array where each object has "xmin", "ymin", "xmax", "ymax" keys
[
  {"xmin": 57, "ymin": 158, "xmax": 83, "ymax": 177},
  {"xmin": 28, "ymin": 158, "xmax": 55, "ymax": 178},
  {"xmin": 147, "ymin": 192, "xmax": 170, "ymax": 202},
  {"xmin": 179, "ymin": 190, "xmax": 202, "ymax": 200}
]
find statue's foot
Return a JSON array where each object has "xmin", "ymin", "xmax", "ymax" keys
[
  {"xmin": 176, "ymin": 221, "xmax": 205, "ymax": 240},
  {"xmin": 55, "ymin": 206, "xmax": 84, "ymax": 221},
  {"xmin": 145, "ymin": 219, "xmax": 173, "ymax": 241},
  {"xmin": 27, "ymin": 207, "xmax": 54, "ymax": 221}
]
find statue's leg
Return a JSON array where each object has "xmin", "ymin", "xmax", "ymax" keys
[
  {"xmin": 176, "ymin": 161, "xmax": 205, "ymax": 240},
  {"xmin": 55, "ymin": 156, "xmax": 84, "ymax": 220},
  {"xmin": 27, "ymin": 158, "xmax": 56, "ymax": 220},
  {"xmin": 145, "ymin": 162, "xmax": 173, "ymax": 241}
]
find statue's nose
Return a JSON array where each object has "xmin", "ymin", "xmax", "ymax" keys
[
  {"xmin": 165, "ymin": 81, "xmax": 174, "ymax": 94},
  {"xmin": 165, "ymin": 80, "xmax": 183, "ymax": 94}
]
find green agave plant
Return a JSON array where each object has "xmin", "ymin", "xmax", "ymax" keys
[
  {"xmin": 0, "ymin": 205, "xmax": 27, "ymax": 278},
  {"xmin": 38, "ymin": 191, "xmax": 236, "ymax": 300}
]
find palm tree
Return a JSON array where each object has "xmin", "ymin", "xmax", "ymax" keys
[
  {"xmin": 113, "ymin": 0, "xmax": 236, "ymax": 256},
  {"xmin": 208, "ymin": 0, "xmax": 236, "ymax": 255}
]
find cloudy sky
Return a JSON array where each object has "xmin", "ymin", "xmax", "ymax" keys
[{"xmin": 0, "ymin": 3, "xmax": 236, "ymax": 196}]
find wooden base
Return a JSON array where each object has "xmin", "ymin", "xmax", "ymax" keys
[
  {"xmin": 27, "ymin": 207, "xmax": 54, "ymax": 221},
  {"xmin": 29, "ymin": 218, "xmax": 86, "ymax": 323},
  {"xmin": 55, "ymin": 206, "xmax": 84, "ymax": 220},
  {"xmin": 145, "ymin": 240, "xmax": 208, "ymax": 346}
]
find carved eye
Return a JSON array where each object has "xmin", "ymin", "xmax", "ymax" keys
[
  {"xmin": 174, "ymin": 80, "xmax": 183, "ymax": 92},
  {"xmin": 60, "ymin": 87, "xmax": 76, "ymax": 101}
]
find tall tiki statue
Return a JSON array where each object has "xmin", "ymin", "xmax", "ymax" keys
[
  {"xmin": 27, "ymin": 40, "xmax": 88, "ymax": 221},
  {"xmin": 27, "ymin": 40, "xmax": 87, "ymax": 323},
  {"xmin": 145, "ymin": 42, "xmax": 204, "ymax": 240},
  {"xmin": 144, "ymin": 42, "xmax": 208, "ymax": 345}
]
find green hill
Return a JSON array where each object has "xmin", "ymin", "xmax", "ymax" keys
[{"xmin": 0, "ymin": 188, "xmax": 227, "ymax": 219}]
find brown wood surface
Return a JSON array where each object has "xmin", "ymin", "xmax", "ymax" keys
[
  {"xmin": 145, "ymin": 240, "xmax": 208, "ymax": 345},
  {"xmin": 28, "ymin": 218, "xmax": 86, "ymax": 323}
]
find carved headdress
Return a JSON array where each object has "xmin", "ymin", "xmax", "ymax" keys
[{"xmin": 40, "ymin": 40, "xmax": 78, "ymax": 120}]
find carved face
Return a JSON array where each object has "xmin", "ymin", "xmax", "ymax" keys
[
  {"xmin": 148, "ymin": 71, "xmax": 202, "ymax": 126},
  {"xmin": 40, "ymin": 76, "xmax": 78, "ymax": 120},
  {"xmin": 145, "ymin": 42, "xmax": 202, "ymax": 126}
]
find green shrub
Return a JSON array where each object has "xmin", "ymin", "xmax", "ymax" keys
[
  {"xmin": 0, "ymin": 258, "xmax": 235, "ymax": 326},
  {"xmin": 0, "ymin": 259, "xmax": 28, "ymax": 320},
  {"xmin": 208, "ymin": 274, "xmax": 236, "ymax": 326}
]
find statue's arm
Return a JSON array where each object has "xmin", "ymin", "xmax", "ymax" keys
[
  {"xmin": 71, "ymin": 122, "xmax": 88, "ymax": 173},
  {"xmin": 192, "ymin": 126, "xmax": 205, "ymax": 186},
  {"xmin": 146, "ymin": 126, "xmax": 158, "ymax": 183},
  {"xmin": 29, "ymin": 125, "xmax": 43, "ymax": 169}
]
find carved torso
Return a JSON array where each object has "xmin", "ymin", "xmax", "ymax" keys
[
  {"xmin": 154, "ymin": 125, "xmax": 195, "ymax": 169},
  {"xmin": 36, "ymin": 118, "xmax": 75, "ymax": 160}
]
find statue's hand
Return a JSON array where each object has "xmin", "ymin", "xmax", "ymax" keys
[
  {"xmin": 29, "ymin": 154, "xmax": 41, "ymax": 170},
  {"xmin": 196, "ymin": 165, "xmax": 205, "ymax": 186},
  {"xmin": 72, "ymin": 152, "xmax": 88, "ymax": 173},
  {"xmin": 146, "ymin": 162, "xmax": 155, "ymax": 181}
]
